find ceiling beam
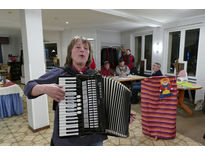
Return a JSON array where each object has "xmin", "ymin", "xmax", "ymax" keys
[{"xmin": 92, "ymin": 9, "xmax": 163, "ymax": 27}]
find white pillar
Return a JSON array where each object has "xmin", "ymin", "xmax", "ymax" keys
[{"xmin": 20, "ymin": 9, "xmax": 49, "ymax": 131}]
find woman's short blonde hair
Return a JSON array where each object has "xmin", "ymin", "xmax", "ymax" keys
[{"xmin": 65, "ymin": 36, "xmax": 93, "ymax": 67}]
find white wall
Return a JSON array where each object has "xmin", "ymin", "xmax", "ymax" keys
[
  {"xmin": 0, "ymin": 29, "xmax": 22, "ymax": 64},
  {"xmin": 194, "ymin": 24, "xmax": 205, "ymax": 102}
]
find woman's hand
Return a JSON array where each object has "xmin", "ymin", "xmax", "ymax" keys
[
  {"xmin": 43, "ymin": 84, "xmax": 65, "ymax": 102},
  {"xmin": 31, "ymin": 84, "xmax": 65, "ymax": 102}
]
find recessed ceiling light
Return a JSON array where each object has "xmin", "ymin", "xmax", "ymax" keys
[{"xmin": 65, "ymin": 21, "xmax": 69, "ymax": 24}]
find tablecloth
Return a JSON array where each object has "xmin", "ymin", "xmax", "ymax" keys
[{"xmin": 0, "ymin": 82, "xmax": 24, "ymax": 119}]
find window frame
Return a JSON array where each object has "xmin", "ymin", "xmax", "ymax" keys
[
  {"xmin": 131, "ymin": 31, "xmax": 153, "ymax": 75},
  {"xmin": 164, "ymin": 24, "xmax": 201, "ymax": 80}
]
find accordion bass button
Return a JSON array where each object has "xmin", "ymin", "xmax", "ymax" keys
[
  {"xmin": 77, "ymin": 103, "xmax": 82, "ymax": 106},
  {"xmin": 77, "ymin": 111, "xmax": 82, "ymax": 114},
  {"xmin": 77, "ymin": 99, "xmax": 81, "ymax": 102},
  {"xmin": 77, "ymin": 107, "xmax": 82, "ymax": 110},
  {"xmin": 76, "ymin": 95, "xmax": 81, "ymax": 98}
]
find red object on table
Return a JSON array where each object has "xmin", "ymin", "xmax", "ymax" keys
[{"xmin": 3, "ymin": 81, "xmax": 15, "ymax": 87}]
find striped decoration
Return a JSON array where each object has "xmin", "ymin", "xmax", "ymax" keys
[{"xmin": 141, "ymin": 76, "xmax": 177, "ymax": 139}]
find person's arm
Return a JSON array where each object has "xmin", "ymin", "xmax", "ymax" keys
[
  {"xmin": 24, "ymin": 68, "xmax": 65, "ymax": 102},
  {"xmin": 110, "ymin": 69, "xmax": 114, "ymax": 76},
  {"xmin": 132, "ymin": 55, "xmax": 136, "ymax": 67},
  {"xmin": 115, "ymin": 66, "xmax": 120, "ymax": 76},
  {"xmin": 31, "ymin": 84, "xmax": 65, "ymax": 102},
  {"xmin": 126, "ymin": 66, "xmax": 130, "ymax": 75}
]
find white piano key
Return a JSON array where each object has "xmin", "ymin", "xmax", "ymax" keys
[
  {"xmin": 59, "ymin": 116, "xmax": 78, "ymax": 120},
  {"xmin": 61, "ymin": 84, "xmax": 77, "ymax": 87},
  {"xmin": 60, "ymin": 112, "xmax": 77, "ymax": 116},
  {"xmin": 59, "ymin": 104, "xmax": 77, "ymax": 108},
  {"xmin": 59, "ymin": 129, "xmax": 79, "ymax": 133},
  {"xmin": 60, "ymin": 123, "xmax": 79, "ymax": 128},
  {"xmin": 59, "ymin": 132, "xmax": 79, "ymax": 137},
  {"xmin": 64, "ymin": 92, "xmax": 77, "ymax": 96},
  {"xmin": 59, "ymin": 77, "xmax": 76, "ymax": 80}
]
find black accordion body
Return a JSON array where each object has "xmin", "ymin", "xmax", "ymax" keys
[{"xmin": 58, "ymin": 74, "xmax": 131, "ymax": 137}]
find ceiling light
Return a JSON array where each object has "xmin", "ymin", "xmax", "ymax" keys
[
  {"xmin": 65, "ymin": 21, "xmax": 69, "ymax": 24},
  {"xmin": 87, "ymin": 38, "xmax": 94, "ymax": 41}
]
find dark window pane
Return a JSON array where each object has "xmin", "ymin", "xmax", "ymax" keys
[
  {"xmin": 135, "ymin": 36, "xmax": 142, "ymax": 67},
  {"xmin": 45, "ymin": 43, "xmax": 58, "ymax": 69},
  {"xmin": 144, "ymin": 34, "xmax": 152, "ymax": 70},
  {"xmin": 184, "ymin": 29, "xmax": 200, "ymax": 76},
  {"xmin": 167, "ymin": 31, "xmax": 181, "ymax": 73},
  {"xmin": 0, "ymin": 44, "xmax": 3, "ymax": 63}
]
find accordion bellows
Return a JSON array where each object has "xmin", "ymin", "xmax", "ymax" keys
[{"xmin": 141, "ymin": 76, "xmax": 177, "ymax": 139}]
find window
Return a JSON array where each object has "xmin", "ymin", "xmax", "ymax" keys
[
  {"xmin": 167, "ymin": 31, "xmax": 181, "ymax": 73},
  {"xmin": 44, "ymin": 43, "xmax": 58, "ymax": 69},
  {"xmin": 0, "ymin": 44, "xmax": 2, "ymax": 64},
  {"xmin": 184, "ymin": 29, "xmax": 200, "ymax": 76},
  {"xmin": 144, "ymin": 34, "xmax": 153, "ymax": 70},
  {"xmin": 166, "ymin": 27, "xmax": 200, "ymax": 77},
  {"xmin": 135, "ymin": 36, "xmax": 142, "ymax": 67}
]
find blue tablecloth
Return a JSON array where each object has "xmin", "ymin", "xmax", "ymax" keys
[{"xmin": 0, "ymin": 93, "xmax": 24, "ymax": 119}]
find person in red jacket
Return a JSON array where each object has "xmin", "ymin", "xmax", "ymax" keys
[
  {"xmin": 100, "ymin": 61, "xmax": 114, "ymax": 77},
  {"xmin": 122, "ymin": 49, "xmax": 135, "ymax": 70},
  {"xmin": 90, "ymin": 57, "xmax": 96, "ymax": 70}
]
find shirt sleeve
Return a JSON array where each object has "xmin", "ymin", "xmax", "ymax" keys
[
  {"xmin": 132, "ymin": 55, "xmax": 136, "ymax": 67},
  {"xmin": 115, "ymin": 66, "xmax": 120, "ymax": 76},
  {"xmin": 126, "ymin": 66, "xmax": 130, "ymax": 75},
  {"xmin": 24, "ymin": 68, "xmax": 65, "ymax": 99}
]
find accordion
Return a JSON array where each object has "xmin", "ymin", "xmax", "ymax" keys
[{"xmin": 58, "ymin": 74, "xmax": 131, "ymax": 138}]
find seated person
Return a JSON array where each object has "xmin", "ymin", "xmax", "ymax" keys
[
  {"xmin": 116, "ymin": 58, "xmax": 130, "ymax": 76},
  {"xmin": 131, "ymin": 62, "xmax": 163, "ymax": 104},
  {"xmin": 152, "ymin": 62, "xmax": 163, "ymax": 76},
  {"xmin": 100, "ymin": 61, "xmax": 114, "ymax": 77}
]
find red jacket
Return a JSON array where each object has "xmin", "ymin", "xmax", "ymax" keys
[
  {"xmin": 122, "ymin": 54, "xmax": 135, "ymax": 70},
  {"xmin": 90, "ymin": 58, "xmax": 96, "ymax": 69},
  {"xmin": 100, "ymin": 68, "xmax": 114, "ymax": 77}
]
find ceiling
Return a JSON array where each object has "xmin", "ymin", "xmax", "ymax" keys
[{"xmin": 0, "ymin": 9, "xmax": 205, "ymax": 33}]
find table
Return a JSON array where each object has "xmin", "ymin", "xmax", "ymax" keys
[
  {"xmin": 177, "ymin": 82, "xmax": 202, "ymax": 115},
  {"xmin": 0, "ymin": 81, "xmax": 24, "ymax": 119},
  {"xmin": 112, "ymin": 75, "xmax": 146, "ymax": 82}
]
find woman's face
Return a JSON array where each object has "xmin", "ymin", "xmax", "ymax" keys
[{"xmin": 71, "ymin": 40, "xmax": 90, "ymax": 66}]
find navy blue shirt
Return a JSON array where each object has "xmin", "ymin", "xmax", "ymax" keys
[
  {"xmin": 152, "ymin": 70, "xmax": 163, "ymax": 76},
  {"xmin": 24, "ymin": 66, "xmax": 108, "ymax": 146}
]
